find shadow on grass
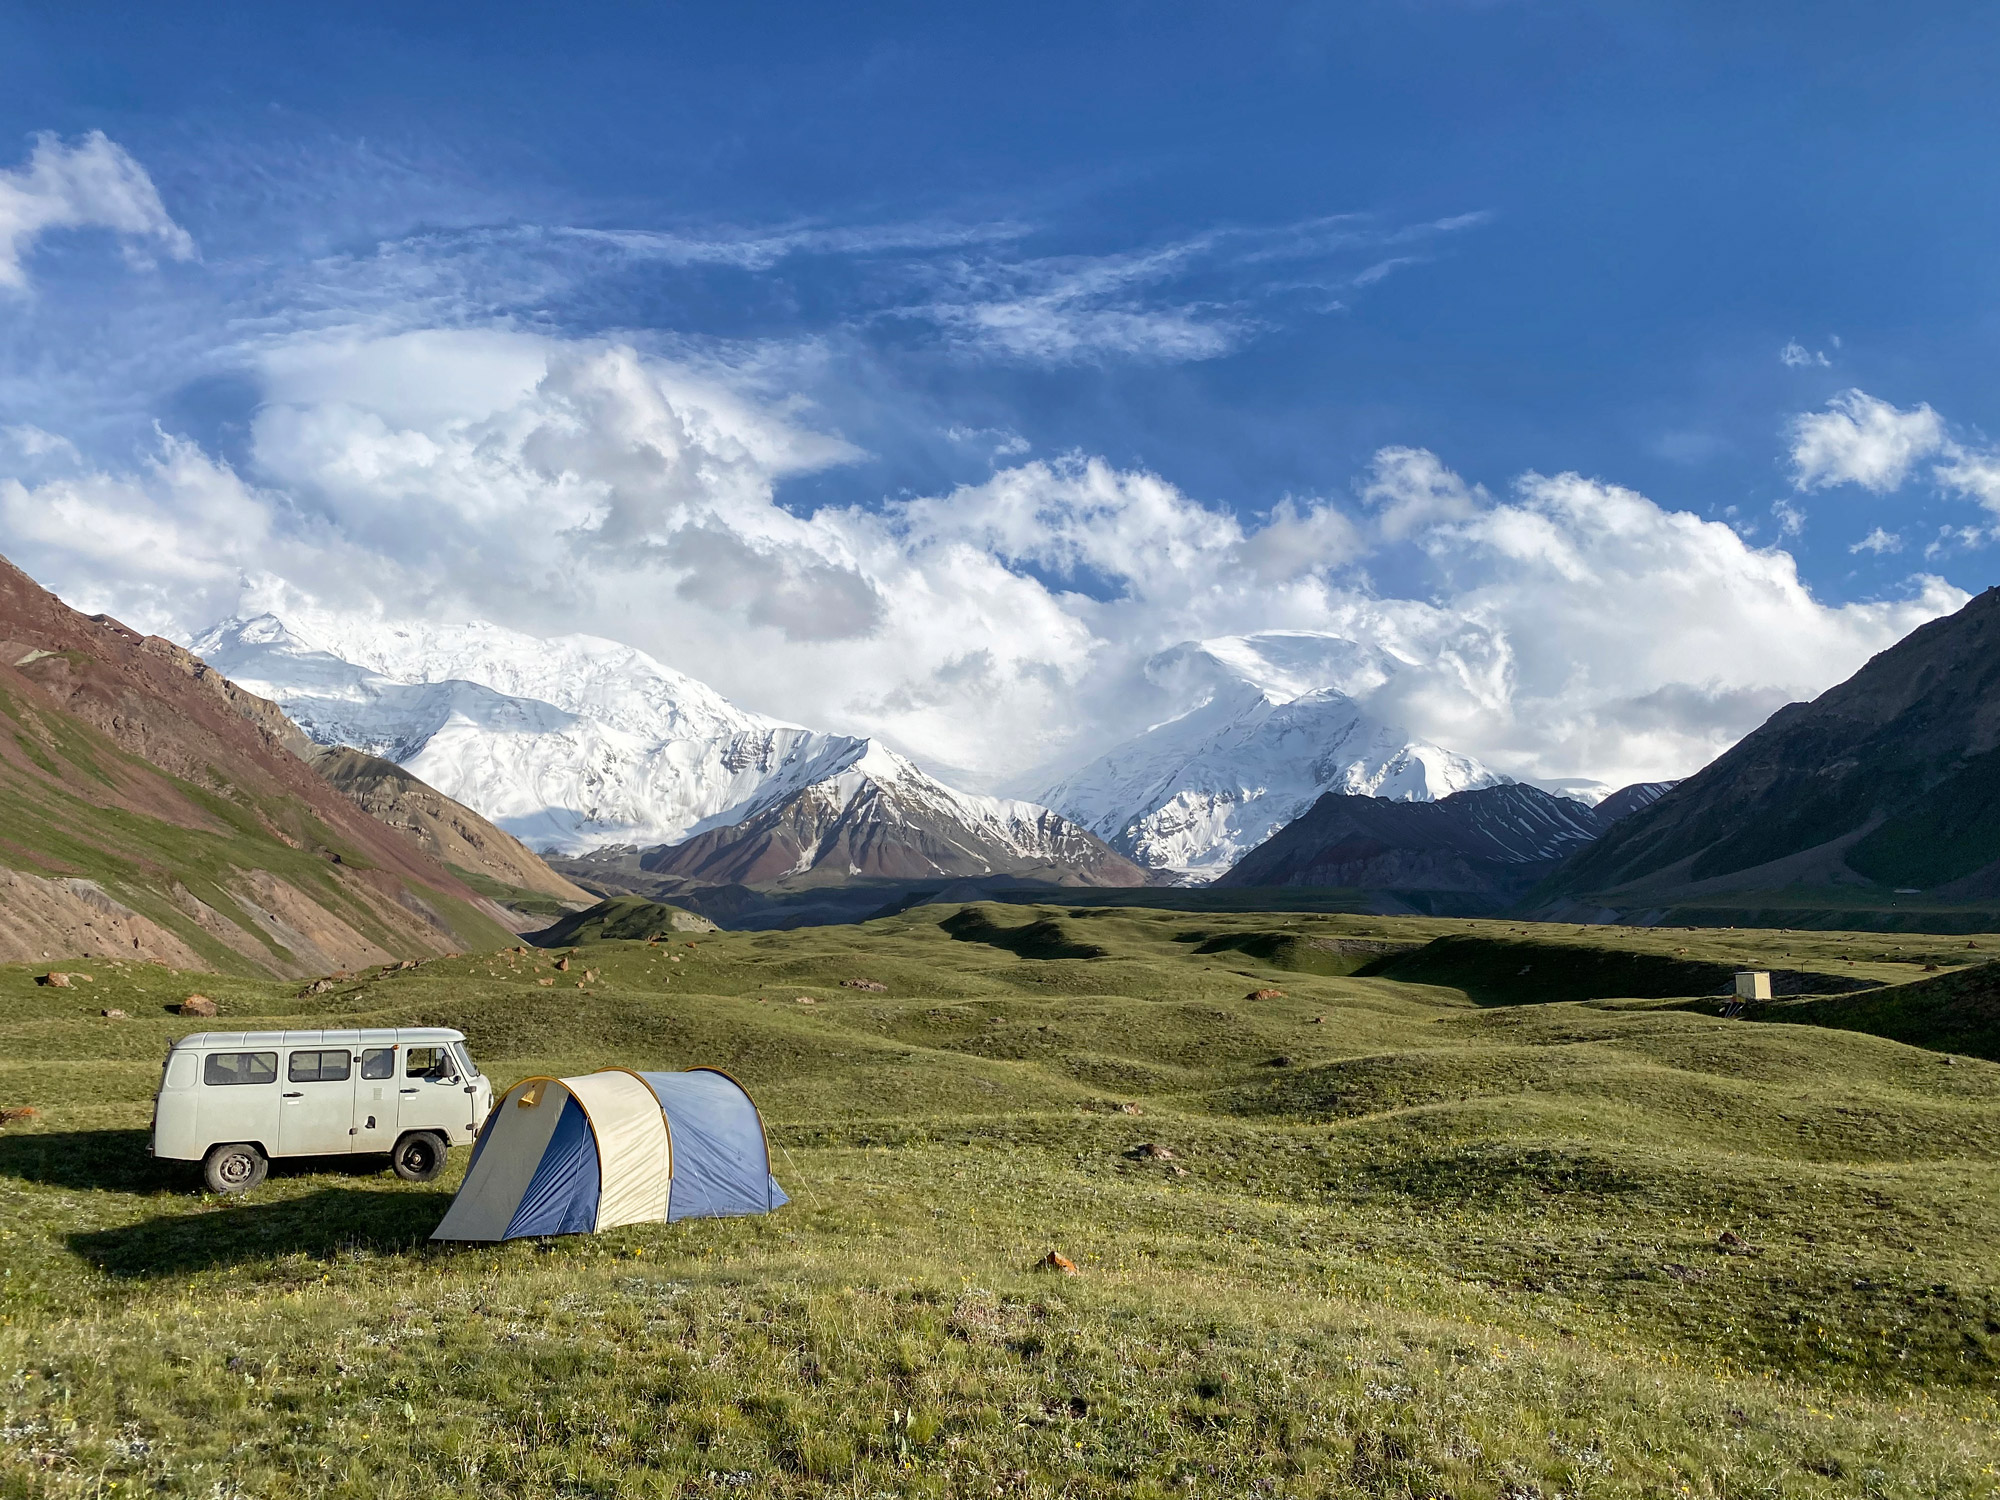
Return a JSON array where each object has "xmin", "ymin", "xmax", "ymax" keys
[
  {"xmin": 68, "ymin": 1186, "xmax": 450, "ymax": 1278},
  {"xmin": 0, "ymin": 1130, "xmax": 407, "ymax": 1193}
]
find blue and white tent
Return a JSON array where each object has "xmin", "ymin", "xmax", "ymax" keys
[{"xmin": 432, "ymin": 1067, "xmax": 787, "ymax": 1242}]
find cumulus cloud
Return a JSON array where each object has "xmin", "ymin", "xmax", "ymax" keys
[
  {"xmin": 1785, "ymin": 386, "xmax": 2000, "ymax": 522},
  {"xmin": 1790, "ymin": 389, "xmax": 1946, "ymax": 492},
  {"xmin": 0, "ymin": 330, "xmax": 1963, "ymax": 792},
  {"xmin": 0, "ymin": 131, "xmax": 193, "ymax": 291},
  {"xmin": 1779, "ymin": 340, "xmax": 1830, "ymax": 368},
  {"xmin": 1357, "ymin": 446, "xmax": 1489, "ymax": 543}
]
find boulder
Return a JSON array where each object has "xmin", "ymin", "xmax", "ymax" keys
[
  {"xmin": 179, "ymin": 995, "xmax": 218, "ymax": 1017},
  {"xmin": 555, "ymin": 956, "xmax": 570, "ymax": 972},
  {"xmin": 36, "ymin": 972, "xmax": 70, "ymax": 988}
]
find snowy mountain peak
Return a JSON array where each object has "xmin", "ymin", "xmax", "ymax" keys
[
  {"xmin": 192, "ymin": 605, "xmax": 1140, "ymax": 889},
  {"xmin": 1041, "ymin": 631, "xmax": 1503, "ymax": 880},
  {"xmin": 1145, "ymin": 631, "xmax": 1398, "ymax": 706}
]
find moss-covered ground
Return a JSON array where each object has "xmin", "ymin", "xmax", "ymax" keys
[{"xmin": 1, "ymin": 905, "xmax": 1996, "ymax": 1498}]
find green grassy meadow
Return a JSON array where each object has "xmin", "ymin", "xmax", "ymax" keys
[{"xmin": 2, "ymin": 905, "xmax": 1997, "ymax": 1498}]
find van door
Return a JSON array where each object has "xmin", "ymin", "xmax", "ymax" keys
[
  {"xmin": 354, "ymin": 1045, "xmax": 399, "ymax": 1151},
  {"xmin": 400, "ymin": 1043, "xmax": 466, "ymax": 1138},
  {"xmin": 279, "ymin": 1048, "xmax": 357, "ymax": 1156}
]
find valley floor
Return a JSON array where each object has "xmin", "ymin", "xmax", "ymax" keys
[{"xmin": 1, "ymin": 907, "xmax": 1996, "ymax": 1498}]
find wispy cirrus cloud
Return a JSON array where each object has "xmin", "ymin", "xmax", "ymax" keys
[{"xmin": 901, "ymin": 211, "xmax": 1492, "ymax": 364}]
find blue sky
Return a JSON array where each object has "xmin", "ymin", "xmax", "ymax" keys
[{"xmin": 0, "ymin": 3, "xmax": 1993, "ymax": 789}]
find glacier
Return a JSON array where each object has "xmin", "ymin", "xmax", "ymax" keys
[
  {"xmin": 192, "ymin": 610, "xmax": 1138, "ymax": 879},
  {"xmin": 1038, "ymin": 630, "xmax": 1504, "ymax": 880}
]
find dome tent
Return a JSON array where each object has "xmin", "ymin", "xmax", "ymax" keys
[{"xmin": 432, "ymin": 1067, "xmax": 787, "ymax": 1242}]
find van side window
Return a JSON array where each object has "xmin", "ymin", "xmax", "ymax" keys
[
  {"xmin": 204, "ymin": 1052, "xmax": 277, "ymax": 1086},
  {"xmin": 288, "ymin": 1050, "xmax": 353, "ymax": 1083},
  {"xmin": 359, "ymin": 1048, "xmax": 396, "ymax": 1080},
  {"xmin": 406, "ymin": 1046, "xmax": 454, "ymax": 1079}
]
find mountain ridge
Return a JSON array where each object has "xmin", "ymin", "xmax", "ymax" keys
[{"xmin": 1040, "ymin": 631, "xmax": 1503, "ymax": 879}]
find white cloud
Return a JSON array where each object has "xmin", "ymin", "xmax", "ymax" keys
[
  {"xmin": 0, "ymin": 131, "xmax": 194, "ymax": 291},
  {"xmin": 1850, "ymin": 526, "xmax": 1901, "ymax": 555},
  {"xmin": 1358, "ymin": 445, "xmax": 1487, "ymax": 540},
  {"xmin": 1779, "ymin": 340, "xmax": 1830, "ymax": 368},
  {"xmin": 0, "ymin": 332, "xmax": 1964, "ymax": 793},
  {"xmin": 1789, "ymin": 389, "xmax": 1946, "ymax": 492}
]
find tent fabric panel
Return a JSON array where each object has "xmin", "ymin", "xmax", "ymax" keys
[
  {"xmin": 566, "ymin": 1070, "xmax": 671, "ymax": 1231},
  {"xmin": 503, "ymin": 1095, "xmax": 601, "ymax": 1238},
  {"xmin": 638, "ymin": 1069, "xmax": 780, "ymax": 1220},
  {"xmin": 431, "ymin": 1078, "xmax": 573, "ymax": 1241}
]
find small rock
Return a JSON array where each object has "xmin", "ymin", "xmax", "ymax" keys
[
  {"xmin": 555, "ymin": 956, "xmax": 571, "ymax": 972},
  {"xmin": 537, "ymin": 978, "xmax": 554, "ymax": 987},
  {"xmin": 299, "ymin": 977, "xmax": 336, "ymax": 997},
  {"xmin": 1035, "ymin": 1250, "xmax": 1080, "ymax": 1276},
  {"xmin": 101, "ymin": 1008, "xmax": 128, "ymax": 1019},
  {"xmin": 1166, "ymin": 1164, "xmax": 1189, "ymax": 1178},
  {"xmin": 842, "ymin": 978, "xmax": 888, "ymax": 992},
  {"xmin": 179, "ymin": 995, "xmax": 218, "ymax": 1017},
  {"xmin": 584, "ymin": 969, "xmax": 599, "ymax": 982},
  {"xmin": 793, "ymin": 995, "xmax": 819, "ymax": 1005},
  {"xmin": 1267, "ymin": 1055, "xmax": 1294, "ymax": 1068},
  {"xmin": 36, "ymin": 972, "xmax": 70, "ymax": 988},
  {"xmin": 1117, "ymin": 1102, "xmax": 1142, "ymax": 1114},
  {"xmin": 1246, "ymin": 988, "xmax": 1285, "ymax": 1001},
  {"xmin": 1125, "ymin": 1142, "xmax": 1176, "ymax": 1160},
  {"xmin": 1715, "ymin": 1229, "xmax": 1760, "ymax": 1256},
  {"xmin": 1310, "ymin": 1015, "xmax": 1325, "ymax": 1024}
]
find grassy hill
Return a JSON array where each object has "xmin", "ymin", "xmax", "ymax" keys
[{"xmin": 2, "ymin": 906, "xmax": 1998, "ymax": 1496}]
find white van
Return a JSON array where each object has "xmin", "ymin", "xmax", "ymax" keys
[{"xmin": 151, "ymin": 1027, "xmax": 494, "ymax": 1194}]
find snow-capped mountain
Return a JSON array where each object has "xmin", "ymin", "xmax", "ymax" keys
[
  {"xmin": 193, "ymin": 611, "xmax": 1144, "ymax": 887},
  {"xmin": 634, "ymin": 740, "xmax": 1147, "ymax": 888},
  {"xmin": 1039, "ymin": 631, "xmax": 1504, "ymax": 880}
]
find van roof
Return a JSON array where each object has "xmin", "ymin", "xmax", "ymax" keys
[{"xmin": 170, "ymin": 1027, "xmax": 467, "ymax": 1050}]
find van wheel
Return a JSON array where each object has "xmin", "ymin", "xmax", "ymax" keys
[
  {"xmin": 202, "ymin": 1142, "xmax": 268, "ymax": 1195},
  {"xmin": 391, "ymin": 1131, "xmax": 447, "ymax": 1183}
]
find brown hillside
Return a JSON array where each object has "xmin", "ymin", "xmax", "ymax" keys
[{"xmin": 0, "ymin": 554, "xmax": 515, "ymax": 974}]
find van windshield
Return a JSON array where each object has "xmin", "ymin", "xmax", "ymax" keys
[{"xmin": 453, "ymin": 1042, "xmax": 481, "ymax": 1078}]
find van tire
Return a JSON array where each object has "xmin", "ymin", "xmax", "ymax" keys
[
  {"xmin": 391, "ymin": 1131, "xmax": 447, "ymax": 1183},
  {"xmin": 202, "ymin": 1142, "xmax": 268, "ymax": 1195}
]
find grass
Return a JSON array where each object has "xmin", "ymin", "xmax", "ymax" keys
[{"xmin": 2, "ymin": 905, "xmax": 1998, "ymax": 1497}]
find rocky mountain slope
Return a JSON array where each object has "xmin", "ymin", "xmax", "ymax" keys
[
  {"xmin": 309, "ymin": 747, "xmax": 592, "ymax": 907},
  {"xmin": 197, "ymin": 607, "xmax": 1143, "ymax": 896},
  {"xmin": 620, "ymin": 741, "xmax": 1146, "ymax": 890},
  {"xmin": 1539, "ymin": 586, "xmax": 2000, "ymax": 909},
  {"xmin": 0, "ymin": 556, "xmax": 518, "ymax": 974},
  {"xmin": 1039, "ymin": 632, "xmax": 1502, "ymax": 880},
  {"xmin": 1215, "ymin": 783, "xmax": 1605, "ymax": 910}
]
